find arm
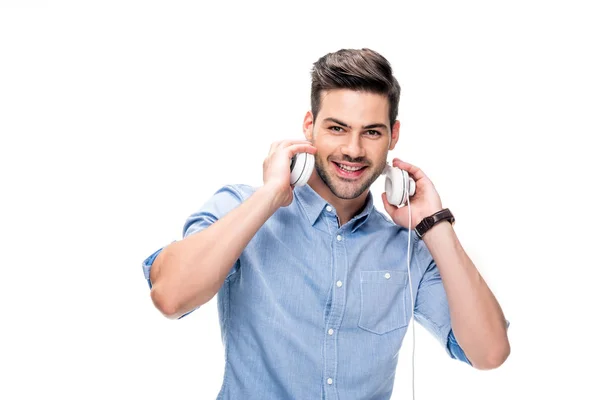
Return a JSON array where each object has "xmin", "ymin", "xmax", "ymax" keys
[
  {"xmin": 147, "ymin": 140, "xmax": 316, "ymax": 320},
  {"xmin": 382, "ymin": 158, "xmax": 510, "ymax": 370},
  {"xmin": 150, "ymin": 184, "xmax": 283, "ymax": 319},
  {"xmin": 422, "ymin": 222, "xmax": 510, "ymax": 369}
]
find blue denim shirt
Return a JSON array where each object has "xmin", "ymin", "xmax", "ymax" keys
[{"xmin": 142, "ymin": 183, "xmax": 472, "ymax": 400}]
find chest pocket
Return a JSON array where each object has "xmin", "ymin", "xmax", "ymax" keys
[{"xmin": 358, "ymin": 270, "xmax": 411, "ymax": 335}]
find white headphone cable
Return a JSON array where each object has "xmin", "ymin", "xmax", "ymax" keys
[{"xmin": 405, "ymin": 175, "xmax": 416, "ymax": 400}]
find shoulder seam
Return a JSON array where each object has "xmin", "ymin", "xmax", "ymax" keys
[{"xmin": 222, "ymin": 183, "xmax": 257, "ymax": 201}]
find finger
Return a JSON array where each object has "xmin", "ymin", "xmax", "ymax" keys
[
  {"xmin": 392, "ymin": 158, "xmax": 427, "ymax": 181},
  {"xmin": 278, "ymin": 139, "xmax": 313, "ymax": 151},
  {"xmin": 381, "ymin": 192, "xmax": 397, "ymax": 215},
  {"xmin": 285, "ymin": 143, "xmax": 317, "ymax": 158},
  {"xmin": 268, "ymin": 141, "xmax": 282, "ymax": 156}
]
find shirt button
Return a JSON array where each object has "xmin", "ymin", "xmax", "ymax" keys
[
  {"xmin": 326, "ymin": 205, "xmax": 333, "ymax": 212},
  {"xmin": 336, "ymin": 280, "xmax": 343, "ymax": 287},
  {"xmin": 328, "ymin": 328, "xmax": 334, "ymax": 335},
  {"xmin": 385, "ymin": 272, "xmax": 391, "ymax": 279},
  {"xmin": 336, "ymin": 235, "xmax": 342, "ymax": 241},
  {"xmin": 327, "ymin": 378, "xmax": 333, "ymax": 385}
]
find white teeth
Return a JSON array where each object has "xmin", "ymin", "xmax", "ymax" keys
[{"xmin": 338, "ymin": 163, "xmax": 363, "ymax": 172}]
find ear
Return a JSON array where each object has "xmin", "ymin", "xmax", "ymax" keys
[
  {"xmin": 388, "ymin": 120, "xmax": 400, "ymax": 150},
  {"xmin": 303, "ymin": 111, "xmax": 314, "ymax": 141}
]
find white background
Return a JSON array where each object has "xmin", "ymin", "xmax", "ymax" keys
[{"xmin": 1, "ymin": 1, "xmax": 598, "ymax": 399}]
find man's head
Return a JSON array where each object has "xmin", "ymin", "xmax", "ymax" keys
[{"xmin": 303, "ymin": 48, "xmax": 401, "ymax": 200}]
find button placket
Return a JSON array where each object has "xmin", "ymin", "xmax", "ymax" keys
[{"xmin": 324, "ymin": 229, "xmax": 348, "ymax": 398}]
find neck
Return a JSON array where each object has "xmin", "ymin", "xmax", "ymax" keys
[{"xmin": 307, "ymin": 174, "xmax": 370, "ymax": 226}]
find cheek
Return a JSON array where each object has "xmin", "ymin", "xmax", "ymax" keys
[
  {"xmin": 371, "ymin": 141, "xmax": 390, "ymax": 156},
  {"xmin": 317, "ymin": 151, "xmax": 331, "ymax": 164},
  {"xmin": 313, "ymin": 138, "xmax": 334, "ymax": 159}
]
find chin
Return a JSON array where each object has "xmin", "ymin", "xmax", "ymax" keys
[{"xmin": 317, "ymin": 164, "xmax": 378, "ymax": 200}]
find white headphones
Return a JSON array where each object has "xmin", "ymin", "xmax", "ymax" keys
[
  {"xmin": 290, "ymin": 153, "xmax": 415, "ymax": 206},
  {"xmin": 289, "ymin": 152, "xmax": 315, "ymax": 187},
  {"xmin": 382, "ymin": 162, "xmax": 416, "ymax": 207}
]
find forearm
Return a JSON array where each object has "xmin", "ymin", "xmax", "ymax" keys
[
  {"xmin": 422, "ymin": 222, "xmax": 510, "ymax": 369},
  {"xmin": 150, "ymin": 184, "xmax": 284, "ymax": 319}
]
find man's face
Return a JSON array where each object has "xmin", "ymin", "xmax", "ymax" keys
[{"xmin": 304, "ymin": 89, "xmax": 400, "ymax": 200}]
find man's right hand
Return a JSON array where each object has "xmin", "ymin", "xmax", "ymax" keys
[{"xmin": 262, "ymin": 140, "xmax": 317, "ymax": 207}]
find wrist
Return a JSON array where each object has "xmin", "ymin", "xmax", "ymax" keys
[
  {"xmin": 415, "ymin": 208, "xmax": 455, "ymax": 240},
  {"xmin": 415, "ymin": 207, "xmax": 443, "ymax": 224},
  {"xmin": 421, "ymin": 219, "xmax": 454, "ymax": 243},
  {"xmin": 259, "ymin": 182, "xmax": 289, "ymax": 210}
]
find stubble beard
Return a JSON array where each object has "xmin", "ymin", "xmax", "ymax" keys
[{"xmin": 314, "ymin": 155, "xmax": 386, "ymax": 200}]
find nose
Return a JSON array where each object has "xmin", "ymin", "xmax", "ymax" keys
[{"xmin": 340, "ymin": 134, "xmax": 365, "ymax": 159}]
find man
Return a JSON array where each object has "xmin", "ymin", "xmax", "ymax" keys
[{"xmin": 142, "ymin": 48, "xmax": 510, "ymax": 399}]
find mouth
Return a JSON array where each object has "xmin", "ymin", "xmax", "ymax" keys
[{"xmin": 332, "ymin": 161, "xmax": 368, "ymax": 179}]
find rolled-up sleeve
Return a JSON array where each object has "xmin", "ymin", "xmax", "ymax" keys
[
  {"xmin": 142, "ymin": 245, "xmax": 169, "ymax": 289},
  {"xmin": 413, "ymin": 237, "xmax": 509, "ymax": 365},
  {"xmin": 140, "ymin": 184, "xmax": 253, "ymax": 301},
  {"xmin": 413, "ymin": 238, "xmax": 471, "ymax": 365}
]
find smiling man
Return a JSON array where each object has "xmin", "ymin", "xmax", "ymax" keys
[
  {"xmin": 305, "ymin": 89, "xmax": 398, "ymax": 226},
  {"xmin": 142, "ymin": 48, "xmax": 510, "ymax": 400}
]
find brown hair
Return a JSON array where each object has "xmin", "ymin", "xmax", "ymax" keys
[{"xmin": 310, "ymin": 48, "xmax": 401, "ymax": 128}]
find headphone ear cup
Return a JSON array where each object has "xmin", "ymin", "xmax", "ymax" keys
[
  {"xmin": 408, "ymin": 177, "xmax": 416, "ymax": 197},
  {"xmin": 290, "ymin": 153, "xmax": 314, "ymax": 186},
  {"xmin": 399, "ymin": 169, "xmax": 409, "ymax": 206},
  {"xmin": 385, "ymin": 166, "xmax": 406, "ymax": 206}
]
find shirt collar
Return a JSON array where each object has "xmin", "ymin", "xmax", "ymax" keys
[{"xmin": 294, "ymin": 184, "xmax": 374, "ymax": 232}]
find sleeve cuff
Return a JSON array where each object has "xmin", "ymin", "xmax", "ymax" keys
[
  {"xmin": 446, "ymin": 319, "xmax": 510, "ymax": 366},
  {"xmin": 447, "ymin": 329, "xmax": 472, "ymax": 366},
  {"xmin": 141, "ymin": 243, "xmax": 173, "ymax": 289}
]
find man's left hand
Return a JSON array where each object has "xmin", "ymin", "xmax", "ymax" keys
[{"xmin": 381, "ymin": 158, "xmax": 444, "ymax": 229}]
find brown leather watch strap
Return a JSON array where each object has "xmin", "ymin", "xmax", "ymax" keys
[{"xmin": 415, "ymin": 208, "xmax": 454, "ymax": 239}]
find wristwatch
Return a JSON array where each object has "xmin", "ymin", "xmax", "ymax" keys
[{"xmin": 415, "ymin": 208, "xmax": 455, "ymax": 239}]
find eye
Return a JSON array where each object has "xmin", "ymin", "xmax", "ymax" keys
[
  {"xmin": 365, "ymin": 130, "xmax": 381, "ymax": 137},
  {"xmin": 329, "ymin": 126, "xmax": 344, "ymax": 133}
]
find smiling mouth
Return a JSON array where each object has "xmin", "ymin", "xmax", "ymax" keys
[{"xmin": 332, "ymin": 161, "xmax": 368, "ymax": 178}]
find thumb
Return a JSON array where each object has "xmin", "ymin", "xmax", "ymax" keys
[{"xmin": 381, "ymin": 192, "xmax": 397, "ymax": 216}]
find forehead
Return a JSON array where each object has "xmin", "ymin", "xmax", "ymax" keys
[{"xmin": 317, "ymin": 89, "xmax": 389, "ymax": 126}]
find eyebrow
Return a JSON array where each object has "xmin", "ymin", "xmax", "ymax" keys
[{"xmin": 322, "ymin": 117, "xmax": 388, "ymax": 131}]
